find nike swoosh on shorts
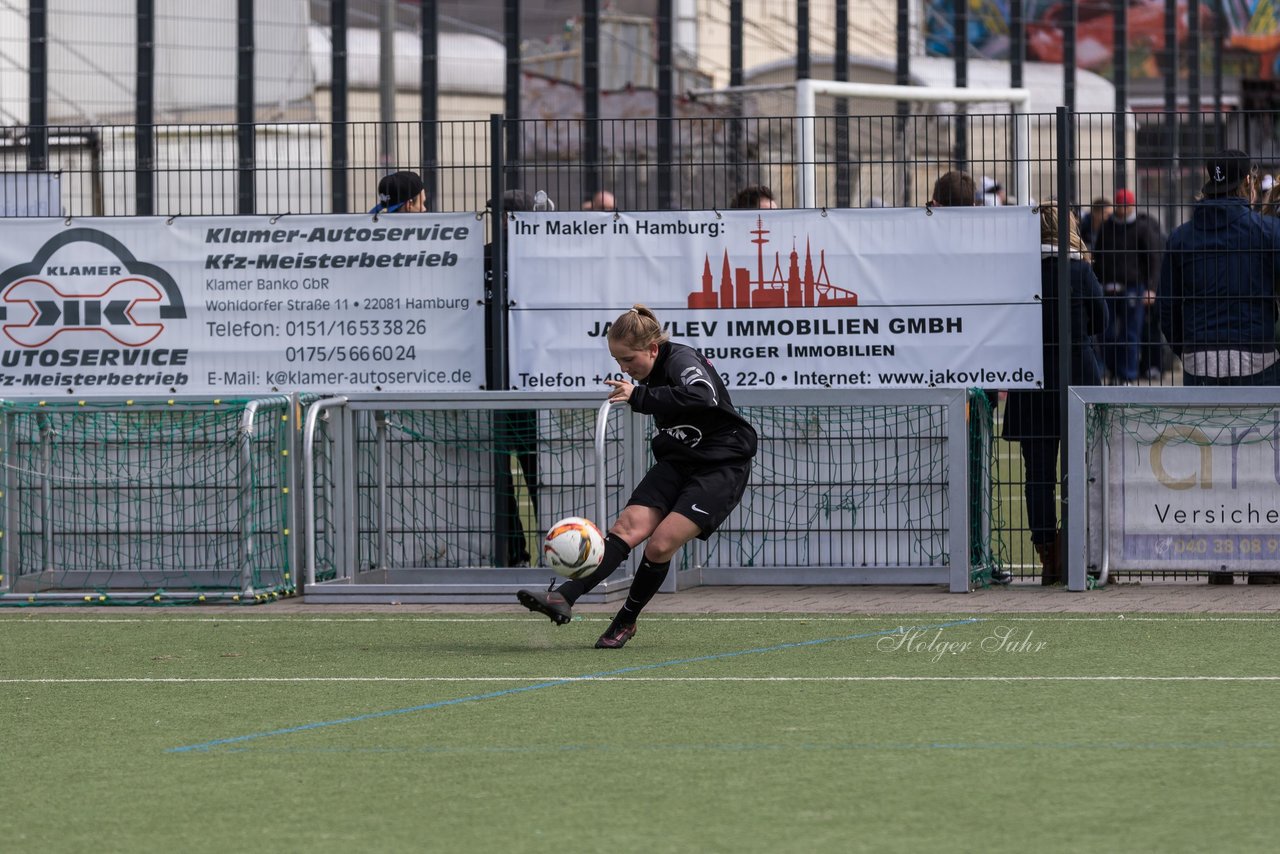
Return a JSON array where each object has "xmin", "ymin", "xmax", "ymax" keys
[{"xmin": 690, "ymin": 503, "xmax": 709, "ymax": 514}]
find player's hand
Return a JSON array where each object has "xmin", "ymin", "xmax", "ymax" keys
[{"xmin": 604, "ymin": 379, "xmax": 633, "ymax": 403}]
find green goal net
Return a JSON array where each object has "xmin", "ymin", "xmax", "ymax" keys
[{"xmin": 0, "ymin": 397, "xmax": 296, "ymax": 605}]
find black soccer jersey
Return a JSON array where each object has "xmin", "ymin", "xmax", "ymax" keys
[{"xmin": 626, "ymin": 341, "xmax": 758, "ymax": 464}]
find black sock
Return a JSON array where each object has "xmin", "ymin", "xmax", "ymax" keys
[
  {"xmin": 614, "ymin": 556, "xmax": 671, "ymax": 626},
  {"xmin": 556, "ymin": 533, "xmax": 631, "ymax": 605}
]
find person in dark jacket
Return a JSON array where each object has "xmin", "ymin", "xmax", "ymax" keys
[
  {"xmin": 1092, "ymin": 188, "xmax": 1164, "ymax": 384},
  {"xmin": 1003, "ymin": 203, "xmax": 1107, "ymax": 584},
  {"xmin": 518, "ymin": 304, "xmax": 758, "ymax": 647},
  {"xmin": 1078, "ymin": 196, "xmax": 1112, "ymax": 250},
  {"xmin": 1159, "ymin": 149, "xmax": 1280, "ymax": 387}
]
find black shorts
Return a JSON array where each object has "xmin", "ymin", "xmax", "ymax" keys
[{"xmin": 626, "ymin": 458, "xmax": 752, "ymax": 540}]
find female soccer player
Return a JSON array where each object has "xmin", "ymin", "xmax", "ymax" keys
[{"xmin": 518, "ymin": 304, "xmax": 758, "ymax": 648}]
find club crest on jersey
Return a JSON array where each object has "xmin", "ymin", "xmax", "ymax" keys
[
  {"xmin": 0, "ymin": 228, "xmax": 186, "ymax": 348},
  {"xmin": 662, "ymin": 424, "xmax": 703, "ymax": 447}
]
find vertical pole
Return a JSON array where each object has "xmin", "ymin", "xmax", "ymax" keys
[
  {"xmin": 38, "ymin": 413, "xmax": 54, "ymax": 574},
  {"xmin": 238, "ymin": 405, "xmax": 256, "ymax": 597},
  {"xmin": 28, "ymin": 0, "xmax": 48, "ymax": 173},
  {"xmin": 1062, "ymin": 0, "xmax": 1077, "ymax": 176},
  {"xmin": 947, "ymin": 390, "xmax": 972, "ymax": 593},
  {"xmin": 375, "ymin": 412, "xmax": 388, "ymax": 569},
  {"xmin": 489, "ymin": 114, "xmax": 508, "ymax": 391},
  {"xmin": 236, "ymin": 0, "xmax": 256, "ymax": 214},
  {"xmin": 729, "ymin": 0, "xmax": 744, "ymax": 196},
  {"xmin": 0, "ymin": 414, "xmax": 9, "ymax": 594},
  {"xmin": 1188, "ymin": 0, "xmax": 1202, "ymax": 162},
  {"xmin": 896, "ymin": 0, "xmax": 910, "ymax": 206},
  {"xmin": 1056, "ymin": 105, "xmax": 1072, "ymax": 589},
  {"xmin": 421, "ymin": 0, "xmax": 438, "ymax": 209},
  {"xmin": 953, "ymin": 0, "xmax": 968, "ymax": 171},
  {"xmin": 1010, "ymin": 0, "xmax": 1025, "ymax": 204},
  {"xmin": 489, "ymin": 115, "xmax": 513, "ymax": 565},
  {"xmin": 1165, "ymin": 0, "xmax": 1180, "ymax": 182},
  {"xmin": 331, "ymin": 0, "xmax": 350, "ymax": 213},
  {"xmin": 796, "ymin": 0, "xmax": 810, "ymax": 81},
  {"xmin": 504, "ymin": 0, "xmax": 520, "ymax": 187},
  {"xmin": 379, "ymin": 0, "xmax": 396, "ymax": 167},
  {"xmin": 1114, "ymin": 0, "xmax": 1129, "ymax": 192},
  {"xmin": 136, "ymin": 0, "xmax": 155, "ymax": 216},
  {"xmin": 1213, "ymin": 0, "xmax": 1225, "ymax": 149},
  {"xmin": 583, "ymin": 0, "xmax": 601, "ymax": 198},
  {"xmin": 834, "ymin": 0, "xmax": 850, "ymax": 207},
  {"xmin": 657, "ymin": 0, "xmax": 674, "ymax": 209},
  {"xmin": 1010, "ymin": 0, "xmax": 1024, "ymax": 89}
]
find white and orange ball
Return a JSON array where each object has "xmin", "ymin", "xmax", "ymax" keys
[{"xmin": 542, "ymin": 517, "xmax": 606, "ymax": 579}]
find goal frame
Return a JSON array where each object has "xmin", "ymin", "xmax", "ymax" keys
[{"xmin": 688, "ymin": 77, "xmax": 1033, "ymax": 209}]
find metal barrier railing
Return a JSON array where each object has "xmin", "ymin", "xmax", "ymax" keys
[
  {"xmin": 300, "ymin": 389, "xmax": 974, "ymax": 602},
  {"xmin": 1068, "ymin": 386, "xmax": 1280, "ymax": 590}
]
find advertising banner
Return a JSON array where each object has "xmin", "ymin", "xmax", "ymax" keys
[
  {"xmin": 0, "ymin": 215, "xmax": 485, "ymax": 395},
  {"xmin": 1107, "ymin": 408, "xmax": 1280, "ymax": 568},
  {"xmin": 507, "ymin": 207, "xmax": 1042, "ymax": 390}
]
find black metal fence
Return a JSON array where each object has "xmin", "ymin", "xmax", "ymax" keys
[{"xmin": 5, "ymin": 110, "xmax": 1280, "ymax": 583}]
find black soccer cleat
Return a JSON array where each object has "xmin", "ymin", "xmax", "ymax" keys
[
  {"xmin": 594, "ymin": 621, "xmax": 637, "ymax": 649},
  {"xmin": 517, "ymin": 588, "xmax": 573, "ymax": 625}
]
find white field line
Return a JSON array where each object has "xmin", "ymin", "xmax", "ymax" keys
[
  {"xmin": 5, "ymin": 675, "xmax": 1280, "ymax": 684},
  {"xmin": 1, "ymin": 616, "xmax": 1279, "ymax": 624}
]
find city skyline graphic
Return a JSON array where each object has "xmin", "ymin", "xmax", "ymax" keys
[{"xmin": 687, "ymin": 216, "xmax": 858, "ymax": 309}]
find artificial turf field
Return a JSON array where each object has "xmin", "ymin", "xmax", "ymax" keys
[{"xmin": 1, "ymin": 611, "xmax": 1277, "ymax": 853}]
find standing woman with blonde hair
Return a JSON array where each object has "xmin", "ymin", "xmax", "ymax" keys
[
  {"xmin": 518, "ymin": 304, "xmax": 758, "ymax": 647},
  {"xmin": 1001, "ymin": 204, "xmax": 1107, "ymax": 584}
]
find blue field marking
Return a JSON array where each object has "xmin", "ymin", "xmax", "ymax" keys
[
  {"xmin": 216, "ymin": 739, "xmax": 1280, "ymax": 756},
  {"xmin": 167, "ymin": 617, "xmax": 982, "ymax": 754}
]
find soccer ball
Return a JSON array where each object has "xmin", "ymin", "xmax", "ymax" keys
[{"xmin": 542, "ymin": 517, "xmax": 606, "ymax": 579}]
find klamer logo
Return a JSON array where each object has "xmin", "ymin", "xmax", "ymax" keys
[{"xmin": 0, "ymin": 228, "xmax": 186, "ymax": 348}]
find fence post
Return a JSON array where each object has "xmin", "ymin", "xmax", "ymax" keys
[
  {"xmin": 27, "ymin": 0, "xmax": 48, "ymax": 173},
  {"xmin": 583, "ymin": 0, "xmax": 601, "ymax": 198},
  {"xmin": 136, "ymin": 0, "xmax": 155, "ymax": 216},
  {"xmin": 657, "ymin": 0, "xmax": 673, "ymax": 210},
  {"xmin": 1056, "ymin": 105, "xmax": 1073, "ymax": 586},
  {"xmin": 895, "ymin": 0, "xmax": 910, "ymax": 206},
  {"xmin": 0, "ymin": 410, "xmax": 10, "ymax": 594},
  {"xmin": 37, "ymin": 412, "xmax": 54, "ymax": 575},
  {"xmin": 331, "ymin": 0, "xmax": 350, "ymax": 214},
  {"xmin": 236, "ymin": 0, "xmax": 256, "ymax": 215},
  {"xmin": 420, "ymin": 0, "xmax": 439, "ymax": 209},
  {"xmin": 503, "ymin": 0, "xmax": 520, "ymax": 188},
  {"xmin": 834, "ymin": 0, "xmax": 850, "ymax": 207},
  {"xmin": 489, "ymin": 115, "xmax": 517, "ymax": 565},
  {"xmin": 952, "ymin": 0, "xmax": 967, "ymax": 172},
  {"xmin": 1113, "ymin": 0, "xmax": 1128, "ymax": 191}
]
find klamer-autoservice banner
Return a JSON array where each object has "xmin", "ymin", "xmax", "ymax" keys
[
  {"xmin": 508, "ymin": 207, "xmax": 1042, "ymax": 390},
  {"xmin": 0, "ymin": 215, "xmax": 484, "ymax": 395}
]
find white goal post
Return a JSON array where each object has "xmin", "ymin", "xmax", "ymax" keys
[{"xmin": 689, "ymin": 78, "xmax": 1033, "ymax": 209}]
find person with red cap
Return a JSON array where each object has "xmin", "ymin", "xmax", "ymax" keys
[{"xmin": 1092, "ymin": 186, "xmax": 1165, "ymax": 383}]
